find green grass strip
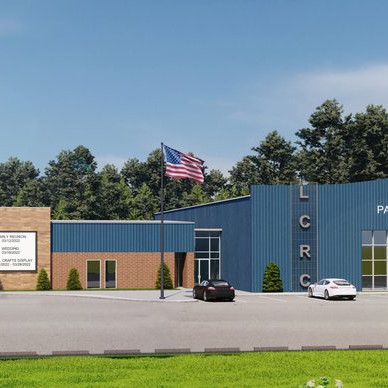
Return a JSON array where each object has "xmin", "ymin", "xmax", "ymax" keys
[{"xmin": 0, "ymin": 350, "xmax": 387, "ymax": 387}]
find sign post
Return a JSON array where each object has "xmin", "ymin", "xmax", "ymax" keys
[{"xmin": 160, "ymin": 142, "xmax": 165, "ymax": 299}]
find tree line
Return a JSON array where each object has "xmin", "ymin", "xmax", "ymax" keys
[{"xmin": 4, "ymin": 99, "xmax": 388, "ymax": 220}]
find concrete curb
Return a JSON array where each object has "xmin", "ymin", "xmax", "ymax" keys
[
  {"xmin": 2, "ymin": 292, "xmax": 198, "ymax": 303},
  {"xmin": 0, "ymin": 346, "xmax": 387, "ymax": 358}
]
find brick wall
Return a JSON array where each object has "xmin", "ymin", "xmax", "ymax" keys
[
  {"xmin": 0, "ymin": 208, "xmax": 51, "ymax": 290},
  {"xmin": 183, "ymin": 252, "xmax": 194, "ymax": 288},
  {"xmin": 52, "ymin": 251, "xmax": 195, "ymax": 289}
]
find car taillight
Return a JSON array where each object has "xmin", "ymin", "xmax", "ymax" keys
[
  {"xmin": 352, "ymin": 286, "xmax": 356, "ymax": 289},
  {"xmin": 230, "ymin": 287, "xmax": 235, "ymax": 290},
  {"xmin": 207, "ymin": 286, "xmax": 215, "ymax": 291},
  {"xmin": 330, "ymin": 286, "xmax": 339, "ymax": 289}
]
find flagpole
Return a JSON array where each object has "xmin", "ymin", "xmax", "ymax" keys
[{"xmin": 159, "ymin": 142, "xmax": 165, "ymax": 299}]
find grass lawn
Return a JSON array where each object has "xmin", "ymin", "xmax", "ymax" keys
[{"xmin": 0, "ymin": 350, "xmax": 387, "ymax": 387}]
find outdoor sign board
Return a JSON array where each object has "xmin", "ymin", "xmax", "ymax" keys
[{"xmin": 0, "ymin": 232, "xmax": 37, "ymax": 271}]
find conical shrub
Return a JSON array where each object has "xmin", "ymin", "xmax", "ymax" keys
[
  {"xmin": 155, "ymin": 262, "xmax": 173, "ymax": 289},
  {"xmin": 262, "ymin": 261, "xmax": 283, "ymax": 292},
  {"xmin": 36, "ymin": 268, "xmax": 51, "ymax": 290},
  {"xmin": 67, "ymin": 268, "xmax": 82, "ymax": 290}
]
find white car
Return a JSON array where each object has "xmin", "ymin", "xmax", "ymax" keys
[{"xmin": 308, "ymin": 278, "xmax": 357, "ymax": 300}]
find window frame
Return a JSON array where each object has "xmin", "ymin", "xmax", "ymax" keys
[
  {"xmin": 104, "ymin": 259, "xmax": 117, "ymax": 289},
  {"xmin": 362, "ymin": 230, "xmax": 388, "ymax": 290},
  {"xmin": 86, "ymin": 259, "xmax": 101, "ymax": 289},
  {"xmin": 194, "ymin": 229, "xmax": 222, "ymax": 284}
]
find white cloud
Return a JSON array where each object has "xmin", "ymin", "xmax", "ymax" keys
[
  {"xmin": 226, "ymin": 63, "xmax": 388, "ymax": 135},
  {"xmin": 292, "ymin": 64, "xmax": 388, "ymax": 113},
  {"xmin": 0, "ymin": 20, "xmax": 23, "ymax": 37}
]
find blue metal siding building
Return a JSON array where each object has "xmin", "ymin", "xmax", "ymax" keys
[
  {"xmin": 319, "ymin": 179, "xmax": 388, "ymax": 290},
  {"xmin": 251, "ymin": 185, "xmax": 291, "ymax": 293},
  {"xmin": 157, "ymin": 197, "xmax": 252, "ymax": 291},
  {"xmin": 159, "ymin": 179, "xmax": 388, "ymax": 292}
]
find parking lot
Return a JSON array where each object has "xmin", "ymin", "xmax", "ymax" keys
[{"xmin": 1, "ymin": 291, "xmax": 388, "ymax": 355}]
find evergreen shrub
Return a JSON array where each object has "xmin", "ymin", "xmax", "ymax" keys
[
  {"xmin": 36, "ymin": 268, "xmax": 51, "ymax": 290},
  {"xmin": 155, "ymin": 262, "xmax": 173, "ymax": 289},
  {"xmin": 262, "ymin": 261, "xmax": 283, "ymax": 292},
  {"xmin": 67, "ymin": 268, "xmax": 82, "ymax": 290}
]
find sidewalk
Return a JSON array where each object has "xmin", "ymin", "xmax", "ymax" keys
[
  {"xmin": 3, "ymin": 288, "xmax": 264, "ymax": 302},
  {"xmin": 3, "ymin": 289, "xmax": 387, "ymax": 302},
  {"xmin": 4, "ymin": 288, "xmax": 197, "ymax": 302}
]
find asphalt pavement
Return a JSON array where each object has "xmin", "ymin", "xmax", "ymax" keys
[{"xmin": 0, "ymin": 290, "xmax": 388, "ymax": 356}]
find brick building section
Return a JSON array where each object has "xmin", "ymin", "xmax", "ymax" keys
[
  {"xmin": 182, "ymin": 252, "xmax": 194, "ymax": 288},
  {"xmin": 0, "ymin": 207, "xmax": 51, "ymax": 290},
  {"xmin": 52, "ymin": 251, "xmax": 194, "ymax": 289}
]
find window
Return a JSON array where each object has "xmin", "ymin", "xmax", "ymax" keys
[
  {"xmin": 105, "ymin": 260, "xmax": 116, "ymax": 288},
  {"xmin": 212, "ymin": 280, "xmax": 229, "ymax": 286},
  {"xmin": 362, "ymin": 231, "xmax": 387, "ymax": 289},
  {"xmin": 362, "ymin": 231, "xmax": 372, "ymax": 245},
  {"xmin": 334, "ymin": 280, "xmax": 350, "ymax": 286},
  {"xmin": 194, "ymin": 230, "xmax": 221, "ymax": 284},
  {"xmin": 87, "ymin": 260, "xmax": 100, "ymax": 288}
]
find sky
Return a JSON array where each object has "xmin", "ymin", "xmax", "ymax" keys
[{"xmin": 1, "ymin": 0, "xmax": 388, "ymax": 175}]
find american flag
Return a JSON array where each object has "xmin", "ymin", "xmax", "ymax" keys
[{"xmin": 163, "ymin": 145, "xmax": 204, "ymax": 184}]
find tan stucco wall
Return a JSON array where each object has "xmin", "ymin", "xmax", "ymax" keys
[{"xmin": 0, "ymin": 208, "xmax": 51, "ymax": 290}]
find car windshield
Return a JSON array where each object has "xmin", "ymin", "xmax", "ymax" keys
[
  {"xmin": 211, "ymin": 281, "xmax": 229, "ymax": 286},
  {"xmin": 333, "ymin": 280, "xmax": 351, "ymax": 286}
]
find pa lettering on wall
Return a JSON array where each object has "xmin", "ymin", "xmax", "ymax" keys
[{"xmin": 377, "ymin": 205, "xmax": 388, "ymax": 214}]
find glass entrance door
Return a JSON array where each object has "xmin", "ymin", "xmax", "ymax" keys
[
  {"xmin": 105, "ymin": 260, "xmax": 116, "ymax": 288},
  {"xmin": 194, "ymin": 230, "xmax": 221, "ymax": 284},
  {"xmin": 87, "ymin": 260, "xmax": 100, "ymax": 288},
  {"xmin": 194, "ymin": 259, "xmax": 209, "ymax": 284}
]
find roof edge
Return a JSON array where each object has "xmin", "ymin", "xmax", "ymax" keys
[
  {"xmin": 156, "ymin": 195, "xmax": 251, "ymax": 215},
  {"xmin": 51, "ymin": 220, "xmax": 194, "ymax": 224}
]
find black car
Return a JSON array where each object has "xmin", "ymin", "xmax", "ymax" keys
[{"xmin": 193, "ymin": 279, "xmax": 235, "ymax": 301}]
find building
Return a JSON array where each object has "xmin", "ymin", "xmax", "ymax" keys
[
  {"xmin": 0, "ymin": 208, "xmax": 194, "ymax": 290},
  {"xmin": 2, "ymin": 179, "xmax": 388, "ymax": 292},
  {"xmin": 159, "ymin": 179, "xmax": 388, "ymax": 292}
]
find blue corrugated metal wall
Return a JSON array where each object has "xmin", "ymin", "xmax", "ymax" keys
[
  {"xmin": 252, "ymin": 180, "xmax": 388, "ymax": 292},
  {"xmin": 156, "ymin": 197, "xmax": 252, "ymax": 291},
  {"xmin": 291, "ymin": 184, "xmax": 318, "ymax": 291},
  {"xmin": 49, "ymin": 179, "xmax": 388, "ymax": 291},
  {"xmin": 319, "ymin": 179, "xmax": 388, "ymax": 289},
  {"xmin": 51, "ymin": 222, "xmax": 194, "ymax": 252},
  {"xmin": 251, "ymin": 185, "xmax": 290, "ymax": 292}
]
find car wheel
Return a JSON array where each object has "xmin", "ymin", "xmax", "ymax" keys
[
  {"xmin": 348, "ymin": 296, "xmax": 355, "ymax": 300},
  {"xmin": 192, "ymin": 289, "xmax": 197, "ymax": 299},
  {"xmin": 229, "ymin": 297, "xmax": 234, "ymax": 302},
  {"xmin": 324, "ymin": 290, "xmax": 330, "ymax": 300},
  {"xmin": 204, "ymin": 291, "xmax": 209, "ymax": 301},
  {"xmin": 308, "ymin": 287, "xmax": 313, "ymax": 298}
]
